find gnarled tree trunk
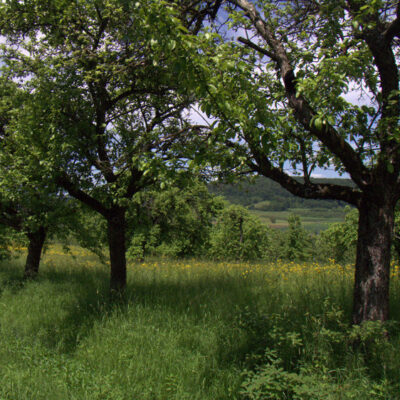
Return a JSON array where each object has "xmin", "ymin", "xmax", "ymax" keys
[
  {"xmin": 24, "ymin": 226, "xmax": 46, "ymax": 279},
  {"xmin": 352, "ymin": 195, "xmax": 395, "ymax": 324},
  {"xmin": 106, "ymin": 206, "xmax": 127, "ymax": 293}
]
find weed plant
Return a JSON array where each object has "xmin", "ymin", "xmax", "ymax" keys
[{"xmin": 0, "ymin": 250, "xmax": 399, "ymax": 399}]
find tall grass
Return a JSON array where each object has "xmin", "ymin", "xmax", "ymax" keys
[{"xmin": 0, "ymin": 251, "xmax": 399, "ymax": 399}]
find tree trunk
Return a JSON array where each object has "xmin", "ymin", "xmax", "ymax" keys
[
  {"xmin": 352, "ymin": 197, "xmax": 395, "ymax": 324},
  {"xmin": 23, "ymin": 226, "xmax": 46, "ymax": 279},
  {"xmin": 106, "ymin": 206, "xmax": 127, "ymax": 293}
]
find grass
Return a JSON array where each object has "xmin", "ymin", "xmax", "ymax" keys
[
  {"xmin": 1, "ymin": 248, "xmax": 400, "ymax": 399},
  {"xmin": 250, "ymin": 208, "xmax": 346, "ymax": 232}
]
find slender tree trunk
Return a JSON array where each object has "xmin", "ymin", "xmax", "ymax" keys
[
  {"xmin": 352, "ymin": 196, "xmax": 395, "ymax": 324},
  {"xmin": 106, "ymin": 206, "xmax": 127, "ymax": 293},
  {"xmin": 23, "ymin": 226, "xmax": 46, "ymax": 279}
]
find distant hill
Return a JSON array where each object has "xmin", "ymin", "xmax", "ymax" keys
[
  {"xmin": 208, "ymin": 177, "xmax": 355, "ymax": 232},
  {"xmin": 208, "ymin": 176, "xmax": 355, "ymax": 212}
]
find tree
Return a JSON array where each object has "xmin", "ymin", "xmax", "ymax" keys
[
  {"xmin": 198, "ymin": 0, "xmax": 400, "ymax": 323},
  {"xmin": 126, "ymin": 179, "xmax": 223, "ymax": 259},
  {"xmin": 0, "ymin": 77, "xmax": 83, "ymax": 279},
  {"xmin": 283, "ymin": 214, "xmax": 313, "ymax": 262},
  {"xmin": 0, "ymin": 0, "xmax": 216, "ymax": 292},
  {"xmin": 209, "ymin": 203, "xmax": 271, "ymax": 260},
  {"xmin": 318, "ymin": 207, "xmax": 358, "ymax": 264}
]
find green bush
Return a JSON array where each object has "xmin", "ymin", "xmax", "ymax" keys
[
  {"xmin": 208, "ymin": 204, "xmax": 270, "ymax": 261},
  {"xmin": 127, "ymin": 181, "xmax": 223, "ymax": 259},
  {"xmin": 316, "ymin": 207, "xmax": 358, "ymax": 264},
  {"xmin": 282, "ymin": 214, "xmax": 314, "ymax": 262},
  {"xmin": 240, "ymin": 300, "xmax": 399, "ymax": 400}
]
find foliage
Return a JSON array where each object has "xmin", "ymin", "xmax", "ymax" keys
[
  {"xmin": 316, "ymin": 205, "xmax": 400, "ymax": 264},
  {"xmin": 127, "ymin": 192, "xmax": 338, "ymax": 264},
  {"xmin": 64, "ymin": 206, "xmax": 108, "ymax": 262},
  {"xmin": 0, "ymin": 76, "xmax": 82, "ymax": 253},
  {"xmin": 127, "ymin": 180, "xmax": 223, "ymax": 259},
  {"xmin": 195, "ymin": 0, "xmax": 400, "ymax": 322},
  {"xmin": 0, "ymin": 0, "xmax": 210, "ymax": 203},
  {"xmin": 0, "ymin": 0, "xmax": 222, "ymax": 288},
  {"xmin": 208, "ymin": 204, "xmax": 271, "ymax": 261},
  {"xmin": 240, "ymin": 300, "xmax": 399, "ymax": 400},
  {"xmin": 0, "ymin": 224, "xmax": 21, "ymax": 261},
  {"xmin": 281, "ymin": 214, "xmax": 313, "ymax": 262},
  {"xmin": 199, "ymin": 0, "xmax": 400, "ymax": 188},
  {"xmin": 317, "ymin": 206, "xmax": 359, "ymax": 264}
]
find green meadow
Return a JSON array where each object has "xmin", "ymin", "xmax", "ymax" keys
[
  {"xmin": 250, "ymin": 208, "xmax": 346, "ymax": 232},
  {"xmin": 1, "ymin": 249, "xmax": 400, "ymax": 399}
]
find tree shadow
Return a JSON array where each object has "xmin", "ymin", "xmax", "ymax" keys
[
  {"xmin": 0, "ymin": 262, "xmax": 28, "ymax": 295},
  {"xmin": 6, "ymin": 267, "xmax": 263, "ymax": 369},
  {"xmin": 0, "ymin": 261, "xmax": 289, "ymax": 371}
]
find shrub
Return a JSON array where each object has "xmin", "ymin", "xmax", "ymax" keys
[
  {"xmin": 240, "ymin": 300, "xmax": 399, "ymax": 399},
  {"xmin": 208, "ymin": 204, "xmax": 270, "ymax": 261},
  {"xmin": 127, "ymin": 181, "xmax": 223, "ymax": 259},
  {"xmin": 281, "ymin": 214, "xmax": 313, "ymax": 262},
  {"xmin": 317, "ymin": 207, "xmax": 358, "ymax": 264}
]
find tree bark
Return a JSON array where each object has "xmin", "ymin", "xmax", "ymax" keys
[
  {"xmin": 352, "ymin": 196, "xmax": 395, "ymax": 324},
  {"xmin": 106, "ymin": 206, "xmax": 127, "ymax": 293},
  {"xmin": 23, "ymin": 226, "xmax": 46, "ymax": 279}
]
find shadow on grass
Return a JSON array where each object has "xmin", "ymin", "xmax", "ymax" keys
[
  {"xmin": 1, "ymin": 261, "xmax": 268, "ymax": 369},
  {"xmin": 0, "ymin": 260, "xmax": 369, "ymax": 375},
  {"xmin": 0, "ymin": 261, "xmax": 29, "ymax": 295},
  {"xmin": 62, "ymin": 277, "xmax": 257, "ymax": 358}
]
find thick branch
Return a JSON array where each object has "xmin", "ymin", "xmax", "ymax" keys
[
  {"xmin": 124, "ymin": 167, "xmax": 149, "ymax": 199},
  {"xmin": 384, "ymin": 17, "xmax": 400, "ymax": 43},
  {"xmin": 182, "ymin": 0, "xmax": 223, "ymax": 34},
  {"xmin": 87, "ymin": 82, "xmax": 118, "ymax": 183},
  {"xmin": 383, "ymin": 1, "xmax": 400, "ymax": 43},
  {"xmin": 249, "ymin": 151, "xmax": 361, "ymax": 206},
  {"xmin": 231, "ymin": 0, "xmax": 372, "ymax": 189},
  {"xmin": 56, "ymin": 172, "xmax": 109, "ymax": 217}
]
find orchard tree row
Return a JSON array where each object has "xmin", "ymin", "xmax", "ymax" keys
[{"xmin": 1, "ymin": 0, "xmax": 399, "ymax": 324}]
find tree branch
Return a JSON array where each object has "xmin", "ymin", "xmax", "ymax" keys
[
  {"xmin": 124, "ymin": 167, "xmax": 154, "ymax": 199},
  {"xmin": 56, "ymin": 172, "xmax": 109, "ymax": 217},
  {"xmin": 384, "ymin": 1, "xmax": 400, "ymax": 43},
  {"xmin": 230, "ymin": 0, "xmax": 372, "ymax": 189},
  {"xmin": 248, "ymin": 150, "xmax": 361, "ymax": 206},
  {"xmin": 237, "ymin": 36, "xmax": 278, "ymax": 61}
]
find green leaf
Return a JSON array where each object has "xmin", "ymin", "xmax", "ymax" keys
[{"xmin": 314, "ymin": 117, "xmax": 323, "ymax": 131}]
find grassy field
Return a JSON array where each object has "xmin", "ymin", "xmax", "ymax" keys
[
  {"xmin": 1, "ymin": 247, "xmax": 400, "ymax": 399},
  {"xmin": 250, "ymin": 208, "xmax": 347, "ymax": 232}
]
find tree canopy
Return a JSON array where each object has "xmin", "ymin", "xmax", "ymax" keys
[
  {"xmin": 0, "ymin": 0, "xmax": 217, "ymax": 290},
  {"xmin": 1, "ymin": 0, "xmax": 399, "ymax": 323},
  {"xmin": 194, "ymin": 0, "xmax": 400, "ymax": 323}
]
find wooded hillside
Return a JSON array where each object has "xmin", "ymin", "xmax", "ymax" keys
[{"xmin": 208, "ymin": 177, "xmax": 354, "ymax": 211}]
